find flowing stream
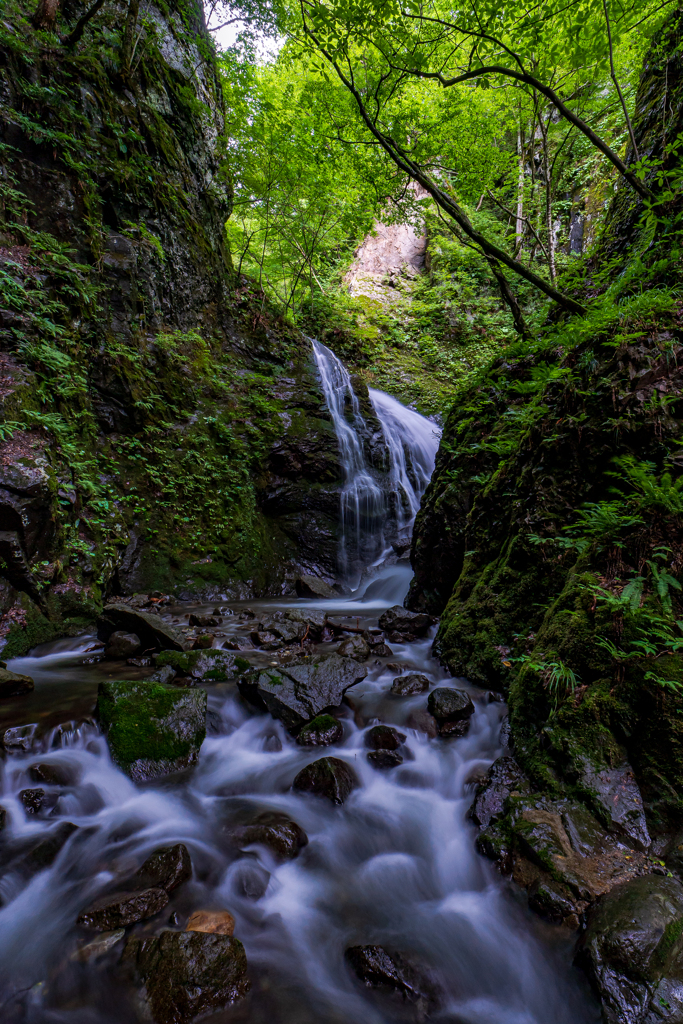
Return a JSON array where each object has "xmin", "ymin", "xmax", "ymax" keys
[{"xmin": 0, "ymin": 347, "xmax": 600, "ymax": 1024}]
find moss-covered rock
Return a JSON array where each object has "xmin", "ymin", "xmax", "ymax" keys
[{"xmin": 97, "ymin": 679, "xmax": 206, "ymax": 780}]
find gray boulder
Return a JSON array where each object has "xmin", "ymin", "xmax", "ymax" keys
[
  {"xmin": 378, "ymin": 605, "xmax": 431, "ymax": 636},
  {"xmin": 573, "ymin": 754, "xmax": 650, "ymax": 851},
  {"xmin": 391, "ymin": 672, "xmax": 430, "ymax": 696},
  {"xmin": 337, "ymin": 635, "xmax": 371, "ymax": 661},
  {"xmin": 122, "ymin": 930, "xmax": 249, "ymax": 1023},
  {"xmin": 579, "ymin": 874, "xmax": 683, "ymax": 1024},
  {"xmin": 295, "ymin": 575, "xmax": 337, "ymax": 599},
  {"xmin": 98, "ymin": 603, "xmax": 188, "ymax": 652},
  {"xmin": 105, "ymin": 631, "xmax": 141, "ymax": 659},
  {"xmin": 238, "ymin": 653, "xmax": 367, "ymax": 730},
  {"xmin": 427, "ymin": 687, "xmax": 475, "ymax": 737},
  {"xmin": 469, "ymin": 756, "xmax": 527, "ymax": 828}
]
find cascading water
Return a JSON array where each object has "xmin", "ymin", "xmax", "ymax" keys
[{"xmin": 311, "ymin": 340, "xmax": 440, "ymax": 582}]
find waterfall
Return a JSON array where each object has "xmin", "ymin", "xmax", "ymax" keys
[{"xmin": 311, "ymin": 340, "xmax": 440, "ymax": 581}]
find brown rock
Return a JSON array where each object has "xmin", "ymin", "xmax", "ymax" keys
[
  {"xmin": 186, "ymin": 910, "xmax": 235, "ymax": 935},
  {"xmin": 77, "ymin": 887, "xmax": 169, "ymax": 930},
  {"xmin": 0, "ymin": 667, "xmax": 34, "ymax": 697}
]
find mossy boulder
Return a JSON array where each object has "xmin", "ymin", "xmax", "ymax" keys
[
  {"xmin": 155, "ymin": 648, "xmax": 239, "ymax": 682},
  {"xmin": 296, "ymin": 714, "xmax": 343, "ymax": 746},
  {"xmin": 97, "ymin": 680, "xmax": 206, "ymax": 781}
]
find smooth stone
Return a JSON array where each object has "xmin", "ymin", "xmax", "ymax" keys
[
  {"xmin": 72, "ymin": 929, "xmax": 125, "ymax": 962},
  {"xmin": 77, "ymin": 887, "xmax": 169, "ymax": 930},
  {"xmin": 345, "ymin": 945, "xmax": 437, "ymax": 1006},
  {"xmin": 297, "ymin": 714, "xmax": 343, "ymax": 747},
  {"xmin": 0, "ymin": 667, "xmax": 34, "ymax": 697},
  {"xmin": 427, "ymin": 687, "xmax": 475, "ymax": 722},
  {"xmin": 97, "ymin": 679, "xmax": 206, "ymax": 781},
  {"xmin": 98, "ymin": 603, "xmax": 188, "ymax": 652},
  {"xmin": 186, "ymin": 909, "xmax": 234, "ymax": 935},
  {"xmin": 372, "ymin": 643, "xmax": 393, "ymax": 657},
  {"xmin": 238, "ymin": 653, "xmax": 367, "ymax": 730},
  {"xmin": 134, "ymin": 843, "xmax": 192, "ymax": 892},
  {"xmin": 295, "ymin": 575, "xmax": 337, "ymax": 599},
  {"xmin": 469, "ymin": 756, "xmax": 527, "ymax": 828},
  {"xmin": 367, "ymin": 750, "xmax": 404, "ymax": 769},
  {"xmin": 189, "ymin": 613, "xmax": 220, "ymax": 627},
  {"xmin": 337, "ymin": 635, "xmax": 371, "ymax": 661},
  {"xmin": 573, "ymin": 754, "xmax": 650, "ymax": 851},
  {"xmin": 365, "ymin": 725, "xmax": 406, "ymax": 751},
  {"xmin": 122, "ymin": 930, "xmax": 249, "ymax": 1024},
  {"xmin": 230, "ymin": 816, "xmax": 308, "ymax": 860},
  {"xmin": 391, "ymin": 672, "xmax": 430, "ymax": 696},
  {"xmin": 105, "ymin": 630, "xmax": 141, "ymax": 659},
  {"xmin": 292, "ymin": 756, "xmax": 359, "ymax": 804},
  {"xmin": 28, "ymin": 761, "xmax": 79, "ymax": 786},
  {"xmin": 378, "ymin": 605, "xmax": 431, "ymax": 636},
  {"xmin": 406, "ymin": 709, "xmax": 439, "ymax": 738}
]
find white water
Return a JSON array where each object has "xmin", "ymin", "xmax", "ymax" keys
[{"xmin": 311, "ymin": 340, "xmax": 440, "ymax": 580}]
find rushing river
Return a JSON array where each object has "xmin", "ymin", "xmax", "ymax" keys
[{"xmin": 0, "ymin": 347, "xmax": 600, "ymax": 1023}]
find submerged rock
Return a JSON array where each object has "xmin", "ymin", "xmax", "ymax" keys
[
  {"xmin": 22, "ymin": 821, "xmax": 78, "ymax": 872},
  {"xmin": 98, "ymin": 603, "xmax": 188, "ymax": 652},
  {"xmin": 230, "ymin": 815, "xmax": 308, "ymax": 860},
  {"xmin": 337, "ymin": 635, "xmax": 371, "ymax": 661},
  {"xmin": 0, "ymin": 667, "xmax": 34, "ymax": 697},
  {"xmin": 72, "ymin": 929, "xmax": 125, "ymax": 963},
  {"xmin": 122, "ymin": 930, "xmax": 249, "ymax": 1024},
  {"xmin": 578, "ymin": 874, "xmax": 683, "ymax": 1024},
  {"xmin": 391, "ymin": 672, "xmax": 429, "ymax": 696},
  {"xmin": 297, "ymin": 714, "xmax": 343, "ymax": 746},
  {"xmin": 367, "ymin": 750, "xmax": 404, "ymax": 769},
  {"xmin": 105, "ymin": 631, "xmax": 141, "ymax": 659},
  {"xmin": 365, "ymin": 725, "xmax": 406, "ymax": 750},
  {"xmin": 345, "ymin": 945, "xmax": 437, "ymax": 1007},
  {"xmin": 238, "ymin": 653, "xmax": 366, "ymax": 730},
  {"xmin": 378, "ymin": 605, "xmax": 431, "ymax": 636},
  {"xmin": 292, "ymin": 756, "xmax": 359, "ymax": 804},
  {"xmin": 97, "ymin": 680, "xmax": 206, "ymax": 781},
  {"xmin": 28, "ymin": 761, "xmax": 79, "ymax": 786},
  {"xmin": 134, "ymin": 843, "xmax": 192, "ymax": 892},
  {"xmin": 78, "ymin": 887, "xmax": 169, "ymax": 930}
]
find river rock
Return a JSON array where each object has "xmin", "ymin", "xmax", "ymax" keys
[
  {"xmin": 365, "ymin": 725, "xmax": 406, "ymax": 751},
  {"xmin": 578, "ymin": 874, "xmax": 683, "ymax": 1023},
  {"xmin": 345, "ymin": 945, "xmax": 437, "ymax": 1007},
  {"xmin": 230, "ymin": 815, "xmax": 308, "ymax": 860},
  {"xmin": 186, "ymin": 909, "xmax": 235, "ymax": 934},
  {"xmin": 134, "ymin": 843, "xmax": 192, "ymax": 892},
  {"xmin": 0, "ymin": 666, "xmax": 34, "ymax": 697},
  {"xmin": 155, "ymin": 649, "xmax": 238, "ymax": 683},
  {"xmin": 189, "ymin": 613, "xmax": 220, "ymax": 628},
  {"xmin": 372, "ymin": 643, "xmax": 393, "ymax": 657},
  {"xmin": 29, "ymin": 761, "xmax": 79, "ymax": 786},
  {"xmin": 72, "ymin": 929, "xmax": 125, "ymax": 963},
  {"xmin": 528, "ymin": 876, "xmax": 581, "ymax": 925},
  {"xmin": 20, "ymin": 787, "xmax": 48, "ymax": 814},
  {"xmin": 406, "ymin": 709, "xmax": 439, "ymax": 738},
  {"xmin": 97, "ymin": 679, "xmax": 206, "ymax": 781},
  {"xmin": 0, "ymin": 723, "xmax": 37, "ymax": 751},
  {"xmin": 572, "ymin": 754, "xmax": 650, "ymax": 851},
  {"xmin": 297, "ymin": 714, "xmax": 343, "ymax": 746},
  {"xmin": 98, "ymin": 603, "xmax": 188, "ymax": 652},
  {"xmin": 469, "ymin": 756, "xmax": 527, "ymax": 828},
  {"xmin": 122, "ymin": 930, "xmax": 249, "ymax": 1023},
  {"xmin": 337, "ymin": 635, "xmax": 371, "ymax": 661},
  {"xmin": 238, "ymin": 653, "xmax": 367, "ymax": 730},
  {"xmin": 378, "ymin": 605, "xmax": 431, "ymax": 637},
  {"xmin": 295, "ymin": 575, "xmax": 337, "ymax": 599},
  {"xmin": 427, "ymin": 687, "xmax": 475, "ymax": 737},
  {"xmin": 292, "ymin": 756, "xmax": 359, "ymax": 804},
  {"xmin": 22, "ymin": 821, "xmax": 78, "ymax": 872},
  {"xmin": 368, "ymin": 750, "xmax": 404, "ymax": 769},
  {"xmin": 222, "ymin": 636, "xmax": 253, "ymax": 651},
  {"xmin": 391, "ymin": 672, "xmax": 430, "ymax": 696},
  {"xmin": 78, "ymin": 887, "xmax": 169, "ymax": 930},
  {"xmin": 105, "ymin": 630, "xmax": 141, "ymax": 659}
]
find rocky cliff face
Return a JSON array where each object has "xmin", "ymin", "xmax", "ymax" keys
[{"xmin": 0, "ymin": 0, "xmax": 344, "ymax": 654}]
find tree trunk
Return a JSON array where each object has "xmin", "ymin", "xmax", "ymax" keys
[
  {"xmin": 515, "ymin": 128, "xmax": 525, "ymax": 256},
  {"xmin": 121, "ymin": 0, "xmax": 140, "ymax": 70},
  {"xmin": 539, "ymin": 112, "xmax": 557, "ymax": 282},
  {"xmin": 32, "ymin": 0, "xmax": 60, "ymax": 30}
]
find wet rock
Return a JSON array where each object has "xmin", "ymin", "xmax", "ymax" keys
[
  {"xmin": 391, "ymin": 672, "xmax": 429, "ymax": 696},
  {"xmin": 148, "ymin": 664, "xmax": 178, "ymax": 686},
  {"xmin": 469, "ymin": 757, "xmax": 527, "ymax": 828},
  {"xmin": 0, "ymin": 667, "xmax": 34, "ymax": 697},
  {"xmin": 105, "ymin": 631, "xmax": 141, "ymax": 659},
  {"xmin": 186, "ymin": 909, "xmax": 234, "ymax": 935},
  {"xmin": 222, "ymin": 636, "xmax": 253, "ymax": 651},
  {"xmin": 295, "ymin": 575, "xmax": 337, "ymax": 599},
  {"xmin": 72, "ymin": 928, "xmax": 125, "ymax": 962},
  {"xmin": 0, "ymin": 806, "xmax": 5, "ymax": 831},
  {"xmin": 22, "ymin": 821, "xmax": 78, "ymax": 872},
  {"xmin": 250, "ymin": 630, "xmax": 282, "ymax": 650},
  {"xmin": 230, "ymin": 815, "xmax": 308, "ymax": 860},
  {"xmin": 297, "ymin": 714, "xmax": 343, "ymax": 746},
  {"xmin": 337, "ymin": 635, "xmax": 371, "ymax": 661},
  {"xmin": 284, "ymin": 608, "xmax": 326, "ymax": 630},
  {"xmin": 189, "ymin": 613, "xmax": 220, "ymax": 628},
  {"xmin": 406, "ymin": 709, "xmax": 439, "ymax": 738},
  {"xmin": 238, "ymin": 653, "xmax": 367, "ymax": 730},
  {"xmin": 368, "ymin": 750, "xmax": 404, "ymax": 769},
  {"xmin": 578, "ymin": 875, "xmax": 683, "ymax": 1024},
  {"xmin": 378, "ymin": 605, "xmax": 431, "ymax": 636},
  {"xmin": 292, "ymin": 756, "xmax": 359, "ymax": 804},
  {"xmin": 427, "ymin": 687, "xmax": 475, "ymax": 737},
  {"xmin": 345, "ymin": 945, "xmax": 437, "ymax": 1007},
  {"xmin": 29, "ymin": 761, "xmax": 79, "ymax": 786},
  {"xmin": 528, "ymin": 876, "xmax": 583, "ymax": 927},
  {"xmin": 155, "ymin": 649, "xmax": 238, "ymax": 683},
  {"xmin": 475, "ymin": 823, "xmax": 512, "ymax": 872},
  {"xmin": 97, "ymin": 603, "xmax": 188, "ymax": 652},
  {"xmin": 665, "ymin": 828, "xmax": 683, "ymax": 877},
  {"xmin": 134, "ymin": 843, "xmax": 192, "ymax": 892},
  {"xmin": 78, "ymin": 887, "xmax": 169, "ymax": 930},
  {"xmin": 1, "ymin": 723, "xmax": 37, "ymax": 752},
  {"xmin": 192, "ymin": 633, "xmax": 214, "ymax": 650},
  {"xmin": 372, "ymin": 643, "xmax": 393, "ymax": 657},
  {"xmin": 573, "ymin": 754, "xmax": 650, "ymax": 851},
  {"xmin": 20, "ymin": 788, "xmax": 47, "ymax": 814},
  {"xmin": 365, "ymin": 725, "xmax": 406, "ymax": 751},
  {"xmin": 235, "ymin": 860, "xmax": 271, "ymax": 899},
  {"xmin": 97, "ymin": 679, "xmax": 206, "ymax": 781},
  {"xmin": 122, "ymin": 930, "xmax": 249, "ymax": 1023}
]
